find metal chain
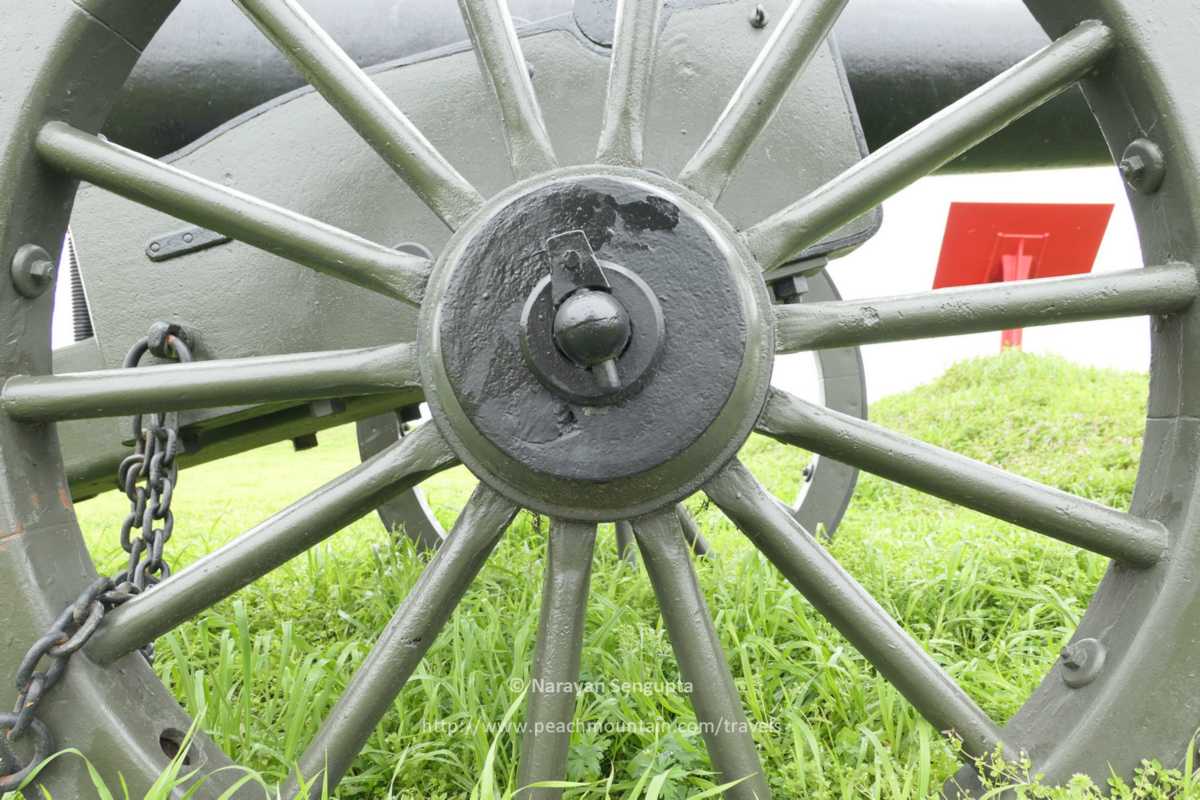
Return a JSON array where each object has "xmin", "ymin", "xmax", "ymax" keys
[{"xmin": 1, "ymin": 324, "xmax": 192, "ymax": 793}]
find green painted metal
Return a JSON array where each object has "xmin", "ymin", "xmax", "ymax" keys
[
  {"xmin": 705, "ymin": 460, "xmax": 1007, "ymax": 760},
  {"xmin": 2, "ymin": 343, "xmax": 418, "ymax": 421},
  {"xmin": 286, "ymin": 484, "xmax": 518, "ymax": 799},
  {"xmin": 836, "ymin": 0, "xmax": 1111, "ymax": 174},
  {"xmin": 614, "ymin": 521, "xmax": 638, "ymax": 565},
  {"xmin": 61, "ymin": 0, "xmax": 876, "ymax": 388},
  {"xmin": 778, "ymin": 267, "xmax": 866, "ymax": 538},
  {"xmin": 456, "ymin": 0, "xmax": 557, "ymax": 178},
  {"xmin": 756, "ymin": 389, "xmax": 1169, "ymax": 566},
  {"xmin": 48, "ymin": 336, "xmax": 423, "ymax": 502},
  {"xmin": 632, "ymin": 509, "xmax": 771, "ymax": 800},
  {"xmin": 678, "ymin": 0, "xmax": 850, "ymax": 202},
  {"xmin": 774, "ymin": 263, "xmax": 1200, "ymax": 353},
  {"xmin": 357, "ymin": 410, "xmax": 448, "ymax": 551},
  {"xmin": 47, "ymin": 0, "xmax": 877, "ymax": 547},
  {"xmin": 516, "ymin": 519, "xmax": 596, "ymax": 799},
  {"xmin": 594, "ymin": 0, "xmax": 662, "ymax": 167},
  {"xmin": 954, "ymin": 0, "xmax": 1200, "ymax": 786},
  {"xmin": 0, "ymin": 3, "xmax": 248, "ymax": 794},
  {"xmin": 36, "ymin": 122, "xmax": 431, "ymax": 304},
  {"xmin": 2, "ymin": 0, "xmax": 1200, "ymax": 796},
  {"xmin": 84, "ymin": 421, "xmax": 457, "ymax": 665},
  {"xmin": 234, "ymin": 0, "xmax": 484, "ymax": 230},
  {"xmin": 743, "ymin": 20, "xmax": 1116, "ymax": 269},
  {"xmin": 674, "ymin": 504, "xmax": 710, "ymax": 556},
  {"xmin": 9, "ymin": 243, "xmax": 56, "ymax": 299},
  {"xmin": 95, "ymin": 0, "xmax": 1110, "ymax": 174}
]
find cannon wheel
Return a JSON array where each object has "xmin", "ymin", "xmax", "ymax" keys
[{"xmin": 2, "ymin": 0, "xmax": 1199, "ymax": 797}]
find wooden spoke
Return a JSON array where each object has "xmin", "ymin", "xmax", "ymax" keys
[
  {"xmin": 706, "ymin": 461, "xmax": 1007, "ymax": 760},
  {"xmin": 85, "ymin": 423, "xmax": 458, "ymax": 664},
  {"xmin": 743, "ymin": 21, "xmax": 1115, "ymax": 269},
  {"xmin": 516, "ymin": 519, "xmax": 596, "ymax": 799},
  {"xmin": 2, "ymin": 344, "xmax": 418, "ymax": 422},
  {"xmin": 757, "ymin": 389, "xmax": 1168, "ymax": 566},
  {"xmin": 235, "ymin": 0, "xmax": 483, "ymax": 228},
  {"xmin": 595, "ymin": 0, "xmax": 663, "ymax": 166},
  {"xmin": 457, "ymin": 0, "xmax": 557, "ymax": 178},
  {"xmin": 675, "ymin": 503, "xmax": 711, "ymax": 556},
  {"xmin": 774, "ymin": 264, "xmax": 1199, "ymax": 352},
  {"xmin": 286, "ymin": 485, "xmax": 518, "ymax": 798},
  {"xmin": 678, "ymin": 0, "xmax": 849, "ymax": 201},
  {"xmin": 36, "ymin": 122, "xmax": 430, "ymax": 304},
  {"xmin": 632, "ymin": 509, "xmax": 772, "ymax": 799}
]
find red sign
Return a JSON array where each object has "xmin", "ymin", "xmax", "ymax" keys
[{"xmin": 933, "ymin": 202, "xmax": 1115, "ymax": 349}]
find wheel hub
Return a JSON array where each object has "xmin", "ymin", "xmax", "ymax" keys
[{"xmin": 420, "ymin": 167, "xmax": 774, "ymax": 520}]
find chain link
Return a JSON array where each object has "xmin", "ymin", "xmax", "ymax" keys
[{"xmin": 1, "ymin": 325, "xmax": 192, "ymax": 793}]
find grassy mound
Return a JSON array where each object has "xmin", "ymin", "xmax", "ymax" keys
[{"xmin": 64, "ymin": 352, "xmax": 1183, "ymax": 799}]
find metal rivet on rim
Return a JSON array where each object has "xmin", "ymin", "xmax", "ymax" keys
[
  {"xmin": 1060, "ymin": 638, "xmax": 1107, "ymax": 688},
  {"xmin": 10, "ymin": 244, "xmax": 56, "ymax": 299},
  {"xmin": 1119, "ymin": 138, "xmax": 1165, "ymax": 194}
]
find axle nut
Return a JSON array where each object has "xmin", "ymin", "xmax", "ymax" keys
[{"xmin": 553, "ymin": 290, "xmax": 631, "ymax": 369}]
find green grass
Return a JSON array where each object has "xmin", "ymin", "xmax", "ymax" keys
[{"xmin": 19, "ymin": 352, "xmax": 1199, "ymax": 798}]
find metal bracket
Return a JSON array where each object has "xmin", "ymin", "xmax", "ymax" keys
[
  {"xmin": 146, "ymin": 226, "xmax": 231, "ymax": 262},
  {"xmin": 546, "ymin": 230, "xmax": 611, "ymax": 305}
]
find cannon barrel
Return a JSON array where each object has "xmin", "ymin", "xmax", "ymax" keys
[
  {"xmin": 836, "ymin": 0, "xmax": 1109, "ymax": 170},
  {"xmin": 106, "ymin": 0, "xmax": 1109, "ymax": 169}
]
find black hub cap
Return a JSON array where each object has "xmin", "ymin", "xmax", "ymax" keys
[
  {"xmin": 420, "ymin": 167, "xmax": 774, "ymax": 520},
  {"xmin": 521, "ymin": 229, "xmax": 665, "ymax": 403},
  {"xmin": 552, "ymin": 287, "xmax": 630, "ymax": 390}
]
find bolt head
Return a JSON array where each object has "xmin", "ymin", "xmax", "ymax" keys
[
  {"xmin": 1120, "ymin": 139, "xmax": 1165, "ymax": 194},
  {"xmin": 1119, "ymin": 154, "xmax": 1145, "ymax": 178},
  {"xmin": 1060, "ymin": 644, "xmax": 1086, "ymax": 669},
  {"xmin": 1059, "ymin": 638, "xmax": 1107, "ymax": 688},
  {"xmin": 29, "ymin": 260, "xmax": 54, "ymax": 281},
  {"xmin": 146, "ymin": 320, "xmax": 193, "ymax": 360},
  {"xmin": 553, "ymin": 289, "xmax": 631, "ymax": 369},
  {"xmin": 10, "ymin": 244, "xmax": 55, "ymax": 298},
  {"xmin": 772, "ymin": 274, "xmax": 810, "ymax": 302}
]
